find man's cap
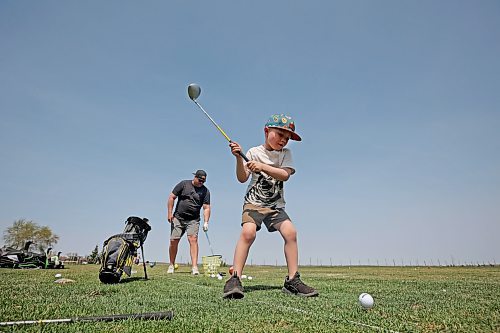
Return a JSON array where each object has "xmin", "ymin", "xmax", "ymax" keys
[
  {"xmin": 193, "ymin": 170, "xmax": 207, "ymax": 178},
  {"xmin": 265, "ymin": 114, "xmax": 302, "ymax": 141}
]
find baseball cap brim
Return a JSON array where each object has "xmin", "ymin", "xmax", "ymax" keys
[
  {"xmin": 267, "ymin": 126, "xmax": 302, "ymax": 141},
  {"xmin": 193, "ymin": 170, "xmax": 207, "ymax": 178}
]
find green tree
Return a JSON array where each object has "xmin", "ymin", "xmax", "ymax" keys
[
  {"xmin": 88, "ymin": 245, "xmax": 99, "ymax": 264},
  {"xmin": 35, "ymin": 226, "xmax": 59, "ymax": 250},
  {"xmin": 3, "ymin": 219, "xmax": 59, "ymax": 250}
]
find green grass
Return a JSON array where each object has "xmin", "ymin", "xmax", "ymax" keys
[{"xmin": 1, "ymin": 265, "xmax": 499, "ymax": 332}]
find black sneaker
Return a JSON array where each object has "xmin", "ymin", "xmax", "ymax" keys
[
  {"xmin": 223, "ymin": 272, "xmax": 244, "ymax": 299},
  {"xmin": 283, "ymin": 272, "xmax": 319, "ymax": 297}
]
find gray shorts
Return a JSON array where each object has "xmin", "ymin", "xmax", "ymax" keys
[
  {"xmin": 242, "ymin": 203, "xmax": 291, "ymax": 232},
  {"xmin": 170, "ymin": 217, "xmax": 200, "ymax": 240}
]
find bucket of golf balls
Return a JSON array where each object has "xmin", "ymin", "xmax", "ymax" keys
[{"xmin": 202, "ymin": 255, "xmax": 222, "ymax": 277}]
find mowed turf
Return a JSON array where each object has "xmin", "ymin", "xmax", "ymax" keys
[{"xmin": 0, "ymin": 264, "xmax": 499, "ymax": 332}]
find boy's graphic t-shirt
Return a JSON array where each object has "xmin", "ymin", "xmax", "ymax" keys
[{"xmin": 244, "ymin": 145, "xmax": 295, "ymax": 209}]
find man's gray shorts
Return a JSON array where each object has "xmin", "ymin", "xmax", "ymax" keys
[{"xmin": 170, "ymin": 217, "xmax": 200, "ymax": 240}]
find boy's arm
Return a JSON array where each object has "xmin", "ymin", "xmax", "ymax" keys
[
  {"xmin": 248, "ymin": 162, "xmax": 292, "ymax": 181},
  {"xmin": 230, "ymin": 142, "xmax": 250, "ymax": 183}
]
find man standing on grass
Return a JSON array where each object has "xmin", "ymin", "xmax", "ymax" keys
[{"xmin": 167, "ymin": 170, "xmax": 211, "ymax": 275}]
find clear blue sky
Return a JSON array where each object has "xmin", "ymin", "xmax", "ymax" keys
[{"xmin": 1, "ymin": 1, "xmax": 499, "ymax": 266}]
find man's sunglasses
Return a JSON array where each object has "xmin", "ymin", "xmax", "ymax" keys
[{"xmin": 197, "ymin": 177, "xmax": 206, "ymax": 183}]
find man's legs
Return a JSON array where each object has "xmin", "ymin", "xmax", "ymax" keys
[
  {"xmin": 169, "ymin": 238, "xmax": 180, "ymax": 265},
  {"xmin": 184, "ymin": 219, "xmax": 201, "ymax": 274},
  {"xmin": 187, "ymin": 234, "xmax": 199, "ymax": 272},
  {"xmin": 169, "ymin": 217, "xmax": 185, "ymax": 271},
  {"xmin": 167, "ymin": 238, "xmax": 180, "ymax": 273}
]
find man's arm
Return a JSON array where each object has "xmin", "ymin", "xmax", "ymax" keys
[
  {"xmin": 202, "ymin": 203, "xmax": 211, "ymax": 231},
  {"xmin": 167, "ymin": 193, "xmax": 177, "ymax": 223}
]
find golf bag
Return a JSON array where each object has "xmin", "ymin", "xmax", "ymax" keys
[
  {"xmin": 99, "ymin": 216, "xmax": 151, "ymax": 284},
  {"xmin": 0, "ymin": 241, "xmax": 57, "ymax": 269},
  {"xmin": 46, "ymin": 248, "xmax": 64, "ymax": 269}
]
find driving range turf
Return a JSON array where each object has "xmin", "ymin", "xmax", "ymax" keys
[{"xmin": 1, "ymin": 264, "xmax": 498, "ymax": 332}]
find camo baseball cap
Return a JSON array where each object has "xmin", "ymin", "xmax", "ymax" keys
[{"xmin": 265, "ymin": 114, "xmax": 302, "ymax": 141}]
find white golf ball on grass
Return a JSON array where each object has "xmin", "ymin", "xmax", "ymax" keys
[
  {"xmin": 359, "ymin": 293, "xmax": 374, "ymax": 309},
  {"xmin": 55, "ymin": 273, "xmax": 62, "ymax": 278}
]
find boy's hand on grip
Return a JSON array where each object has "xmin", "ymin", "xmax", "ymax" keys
[
  {"xmin": 246, "ymin": 161, "xmax": 264, "ymax": 173},
  {"xmin": 229, "ymin": 142, "xmax": 243, "ymax": 158}
]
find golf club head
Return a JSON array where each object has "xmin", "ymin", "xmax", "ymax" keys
[{"xmin": 188, "ymin": 83, "xmax": 201, "ymax": 100}]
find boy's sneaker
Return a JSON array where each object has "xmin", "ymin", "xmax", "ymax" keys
[
  {"xmin": 283, "ymin": 272, "xmax": 318, "ymax": 297},
  {"xmin": 223, "ymin": 272, "xmax": 244, "ymax": 299},
  {"xmin": 191, "ymin": 267, "xmax": 199, "ymax": 275},
  {"xmin": 167, "ymin": 264, "xmax": 175, "ymax": 274}
]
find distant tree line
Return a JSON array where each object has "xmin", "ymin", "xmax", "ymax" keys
[
  {"xmin": 2, "ymin": 219, "xmax": 103, "ymax": 265},
  {"xmin": 2, "ymin": 219, "xmax": 59, "ymax": 251}
]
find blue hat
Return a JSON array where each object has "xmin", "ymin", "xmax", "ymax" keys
[{"xmin": 265, "ymin": 114, "xmax": 301, "ymax": 141}]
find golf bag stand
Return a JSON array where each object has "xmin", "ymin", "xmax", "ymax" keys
[{"xmin": 99, "ymin": 216, "xmax": 151, "ymax": 284}]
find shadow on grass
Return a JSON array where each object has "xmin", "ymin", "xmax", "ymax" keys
[
  {"xmin": 120, "ymin": 277, "xmax": 148, "ymax": 284},
  {"xmin": 245, "ymin": 285, "xmax": 282, "ymax": 292}
]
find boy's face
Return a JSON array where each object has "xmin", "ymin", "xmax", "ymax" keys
[{"xmin": 265, "ymin": 127, "xmax": 291, "ymax": 150}]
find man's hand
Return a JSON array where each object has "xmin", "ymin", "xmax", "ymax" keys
[
  {"xmin": 168, "ymin": 214, "xmax": 174, "ymax": 223},
  {"xmin": 203, "ymin": 222, "xmax": 209, "ymax": 232}
]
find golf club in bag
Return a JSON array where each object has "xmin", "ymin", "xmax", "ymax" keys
[{"xmin": 99, "ymin": 216, "xmax": 151, "ymax": 284}]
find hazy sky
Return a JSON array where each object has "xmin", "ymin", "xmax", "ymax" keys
[{"xmin": 1, "ymin": 1, "xmax": 499, "ymax": 266}]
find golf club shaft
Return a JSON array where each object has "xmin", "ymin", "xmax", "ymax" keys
[
  {"xmin": 0, "ymin": 311, "xmax": 174, "ymax": 326},
  {"xmin": 204, "ymin": 232, "xmax": 214, "ymax": 255},
  {"xmin": 192, "ymin": 100, "xmax": 249, "ymax": 162}
]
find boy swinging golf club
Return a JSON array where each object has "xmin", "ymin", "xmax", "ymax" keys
[
  {"xmin": 224, "ymin": 115, "xmax": 318, "ymax": 299},
  {"xmin": 187, "ymin": 84, "xmax": 318, "ymax": 299}
]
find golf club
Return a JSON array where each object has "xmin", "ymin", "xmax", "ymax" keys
[
  {"xmin": 187, "ymin": 83, "xmax": 250, "ymax": 162},
  {"xmin": 0, "ymin": 311, "xmax": 174, "ymax": 327},
  {"xmin": 204, "ymin": 231, "xmax": 215, "ymax": 256}
]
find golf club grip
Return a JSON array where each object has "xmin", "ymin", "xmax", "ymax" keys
[
  {"xmin": 238, "ymin": 151, "xmax": 250, "ymax": 162},
  {"xmin": 234, "ymin": 148, "xmax": 265, "ymax": 176},
  {"xmin": 77, "ymin": 311, "xmax": 174, "ymax": 322}
]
